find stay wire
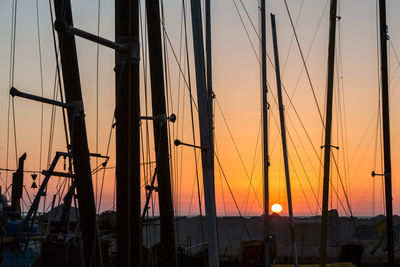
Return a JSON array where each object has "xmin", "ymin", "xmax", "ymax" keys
[
  {"xmin": 8, "ymin": 0, "xmax": 19, "ymax": 168},
  {"xmin": 283, "ymin": 0, "xmax": 324, "ymax": 126},
  {"xmin": 95, "ymin": 0, "xmax": 101, "ymax": 209},
  {"xmin": 139, "ymin": 0, "xmax": 152, "ymax": 216},
  {"xmin": 234, "ymin": 0, "xmax": 325, "ymax": 180},
  {"xmin": 182, "ymin": 0, "xmax": 204, "ymax": 220},
  {"xmin": 282, "ymin": 0, "xmax": 304, "ymax": 76},
  {"xmin": 48, "ymin": 0, "xmax": 71, "ymax": 150},
  {"xmin": 36, "ymin": 0, "xmax": 45, "ymax": 188},
  {"xmin": 215, "ymin": 98, "xmax": 262, "ymax": 210},
  {"xmin": 214, "ymin": 152, "xmax": 251, "ymax": 239}
]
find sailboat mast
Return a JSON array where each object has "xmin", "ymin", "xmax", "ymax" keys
[
  {"xmin": 205, "ymin": 0, "xmax": 214, "ymax": 164},
  {"xmin": 190, "ymin": 0, "xmax": 220, "ymax": 266},
  {"xmin": 146, "ymin": 0, "xmax": 177, "ymax": 265},
  {"xmin": 53, "ymin": 0, "xmax": 102, "ymax": 265},
  {"xmin": 378, "ymin": 0, "xmax": 394, "ymax": 265},
  {"xmin": 260, "ymin": 1, "xmax": 270, "ymax": 266},
  {"xmin": 270, "ymin": 14, "xmax": 299, "ymax": 267},
  {"xmin": 320, "ymin": 0, "xmax": 338, "ymax": 266},
  {"xmin": 115, "ymin": 0, "xmax": 141, "ymax": 266}
]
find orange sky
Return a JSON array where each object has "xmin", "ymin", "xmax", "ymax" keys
[{"xmin": 1, "ymin": 0, "xmax": 400, "ymax": 217}]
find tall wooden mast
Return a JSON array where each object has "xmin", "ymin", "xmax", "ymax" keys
[
  {"xmin": 260, "ymin": 1, "xmax": 270, "ymax": 266},
  {"xmin": 378, "ymin": 0, "xmax": 394, "ymax": 265},
  {"xmin": 205, "ymin": 0, "xmax": 214, "ymax": 171},
  {"xmin": 270, "ymin": 14, "xmax": 299, "ymax": 267},
  {"xmin": 320, "ymin": 0, "xmax": 337, "ymax": 266},
  {"xmin": 190, "ymin": 0, "xmax": 220, "ymax": 266},
  {"xmin": 146, "ymin": 0, "xmax": 177, "ymax": 266},
  {"xmin": 115, "ymin": 0, "xmax": 141, "ymax": 266},
  {"xmin": 53, "ymin": 0, "xmax": 102, "ymax": 265}
]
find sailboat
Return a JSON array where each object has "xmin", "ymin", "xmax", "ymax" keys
[{"xmin": 1, "ymin": 0, "xmax": 399, "ymax": 266}]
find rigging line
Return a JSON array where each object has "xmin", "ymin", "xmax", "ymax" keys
[
  {"xmin": 282, "ymin": 0, "xmax": 305, "ymax": 76},
  {"xmin": 8, "ymin": 0, "xmax": 18, "ymax": 169},
  {"xmin": 44, "ymin": 72, "xmax": 60, "ymax": 213},
  {"xmin": 285, "ymin": 111, "xmax": 320, "ymax": 186},
  {"xmin": 214, "ymin": 152, "xmax": 251, "ymax": 239},
  {"xmin": 288, "ymin": 154, "xmax": 314, "ymax": 215},
  {"xmin": 236, "ymin": 0, "xmax": 328, "ymax": 112},
  {"xmin": 245, "ymin": 102, "xmax": 282, "ymax": 214},
  {"xmin": 215, "ymin": 98, "xmax": 262, "ymax": 210},
  {"xmin": 153, "ymin": 4, "xmax": 198, "ymax": 112},
  {"xmin": 35, "ymin": 0, "xmax": 45, "ymax": 189},
  {"xmin": 48, "ymin": 0, "xmax": 71, "ymax": 150},
  {"xmin": 5, "ymin": 97, "xmax": 11, "ymax": 200},
  {"xmin": 353, "ymin": 181, "xmax": 373, "ymax": 214},
  {"xmin": 95, "ymin": 0, "xmax": 101, "ymax": 208},
  {"xmin": 23, "ymin": 185, "xmax": 33, "ymax": 207},
  {"xmin": 5, "ymin": 0, "xmax": 17, "ymax": 198},
  {"xmin": 388, "ymin": 40, "xmax": 400, "ymax": 88},
  {"xmin": 182, "ymin": 0, "xmax": 203, "ymax": 220},
  {"xmin": 286, "ymin": 125, "xmax": 321, "ymax": 211},
  {"xmin": 233, "ymin": 2, "xmax": 324, "ymax": 179},
  {"xmin": 160, "ymin": 0, "xmax": 176, "ymax": 212},
  {"xmin": 174, "ymin": 5, "xmax": 184, "ymax": 216},
  {"xmin": 389, "ymin": 40, "xmax": 400, "ymax": 83},
  {"xmin": 264, "ymin": 91, "xmax": 316, "ymax": 215},
  {"xmin": 140, "ymin": 126, "xmax": 151, "ymax": 217},
  {"xmin": 374, "ymin": 0, "xmax": 385, "ymax": 215},
  {"xmin": 284, "ymin": 0, "xmax": 329, "ymax": 105},
  {"xmin": 10, "ymin": 0, "xmax": 18, "ymax": 87},
  {"xmin": 139, "ymin": 0, "xmax": 152, "ymax": 218},
  {"xmin": 336, "ymin": 11, "xmax": 351, "ymax": 201},
  {"xmin": 375, "ymin": 0, "xmax": 386, "ymax": 215},
  {"xmin": 242, "ymin": 119, "xmax": 262, "ymax": 215},
  {"xmin": 11, "ymin": 99, "xmax": 18, "ymax": 166},
  {"xmin": 232, "ymin": 0, "xmax": 260, "ymax": 64},
  {"xmin": 214, "ymin": 116, "xmax": 227, "ymax": 216},
  {"xmin": 174, "ymin": 1, "xmax": 185, "ymax": 216},
  {"xmin": 238, "ymin": 0, "xmax": 259, "ymax": 40},
  {"xmin": 47, "ymin": 74, "xmax": 58, "ymax": 167},
  {"xmin": 160, "ymin": 0, "xmax": 174, "ymax": 117},
  {"xmin": 283, "ymin": 0, "xmax": 324, "ymax": 126},
  {"xmin": 331, "ymin": 153, "xmax": 354, "ymax": 217},
  {"xmin": 187, "ymin": 151, "xmax": 200, "ymax": 215},
  {"xmin": 0, "ymin": 173, "xmax": 9, "ymax": 195},
  {"xmin": 245, "ymin": 139, "xmax": 265, "ymax": 216}
]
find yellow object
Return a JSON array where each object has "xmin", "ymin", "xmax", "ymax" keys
[
  {"xmin": 0, "ymin": 237, "xmax": 14, "ymax": 244},
  {"xmin": 371, "ymin": 217, "xmax": 386, "ymax": 254},
  {"xmin": 272, "ymin": 263, "xmax": 356, "ymax": 267}
]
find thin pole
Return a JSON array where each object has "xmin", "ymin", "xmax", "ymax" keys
[
  {"xmin": 190, "ymin": 0, "xmax": 219, "ymax": 266},
  {"xmin": 320, "ymin": 0, "xmax": 337, "ymax": 266},
  {"xmin": 378, "ymin": 0, "xmax": 394, "ymax": 265},
  {"xmin": 270, "ymin": 14, "xmax": 298, "ymax": 267},
  {"xmin": 53, "ymin": 0, "xmax": 102, "ymax": 265},
  {"xmin": 115, "ymin": 0, "xmax": 141, "ymax": 266},
  {"xmin": 260, "ymin": 1, "xmax": 270, "ymax": 266},
  {"xmin": 205, "ymin": 0, "xmax": 214, "ymax": 170},
  {"xmin": 146, "ymin": 0, "xmax": 177, "ymax": 266}
]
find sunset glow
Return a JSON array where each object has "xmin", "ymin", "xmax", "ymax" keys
[
  {"xmin": 1, "ymin": 1, "xmax": 400, "ymax": 218},
  {"xmin": 271, "ymin": 203, "xmax": 283, "ymax": 214}
]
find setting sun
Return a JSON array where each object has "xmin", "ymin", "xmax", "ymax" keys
[{"xmin": 271, "ymin": 203, "xmax": 283, "ymax": 214}]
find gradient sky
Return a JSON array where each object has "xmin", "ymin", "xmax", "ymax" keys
[{"xmin": 1, "ymin": 0, "xmax": 400, "ymax": 217}]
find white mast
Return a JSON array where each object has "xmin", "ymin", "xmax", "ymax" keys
[{"xmin": 190, "ymin": 0, "xmax": 220, "ymax": 266}]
